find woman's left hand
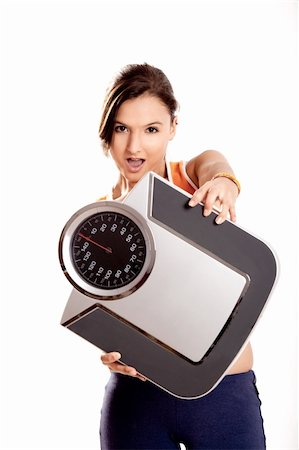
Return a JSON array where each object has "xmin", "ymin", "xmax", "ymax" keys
[{"xmin": 188, "ymin": 177, "xmax": 239, "ymax": 225}]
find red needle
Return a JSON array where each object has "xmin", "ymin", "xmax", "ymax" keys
[{"xmin": 79, "ymin": 233, "xmax": 113, "ymax": 254}]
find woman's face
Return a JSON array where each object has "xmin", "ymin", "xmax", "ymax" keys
[{"xmin": 109, "ymin": 94, "xmax": 176, "ymax": 190}]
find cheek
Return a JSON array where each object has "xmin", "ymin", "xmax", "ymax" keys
[
  {"xmin": 110, "ymin": 134, "xmax": 125, "ymax": 153},
  {"xmin": 148, "ymin": 142, "xmax": 168, "ymax": 163},
  {"xmin": 148, "ymin": 134, "xmax": 169, "ymax": 151}
]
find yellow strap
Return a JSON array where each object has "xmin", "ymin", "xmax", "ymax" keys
[{"xmin": 211, "ymin": 172, "xmax": 241, "ymax": 193}]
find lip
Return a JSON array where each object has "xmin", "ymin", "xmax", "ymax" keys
[{"xmin": 125, "ymin": 158, "xmax": 145, "ymax": 173}]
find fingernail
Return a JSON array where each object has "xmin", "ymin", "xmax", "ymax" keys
[
  {"xmin": 114, "ymin": 352, "xmax": 121, "ymax": 359},
  {"xmin": 188, "ymin": 200, "xmax": 195, "ymax": 207},
  {"xmin": 216, "ymin": 216, "xmax": 224, "ymax": 224},
  {"xmin": 203, "ymin": 209, "xmax": 210, "ymax": 216}
]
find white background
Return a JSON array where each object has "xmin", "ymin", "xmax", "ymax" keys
[{"xmin": 1, "ymin": 1, "xmax": 298, "ymax": 449}]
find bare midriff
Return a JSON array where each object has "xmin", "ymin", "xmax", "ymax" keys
[{"xmin": 226, "ymin": 342, "xmax": 254, "ymax": 375}]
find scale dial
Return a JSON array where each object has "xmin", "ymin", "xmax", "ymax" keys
[
  {"xmin": 72, "ymin": 212, "xmax": 147, "ymax": 289},
  {"xmin": 59, "ymin": 202, "xmax": 155, "ymax": 300}
]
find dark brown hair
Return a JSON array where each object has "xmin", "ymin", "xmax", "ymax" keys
[{"xmin": 99, "ymin": 63, "xmax": 179, "ymax": 154}]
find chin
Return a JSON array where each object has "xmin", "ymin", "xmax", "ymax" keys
[{"xmin": 125, "ymin": 169, "xmax": 146, "ymax": 182}]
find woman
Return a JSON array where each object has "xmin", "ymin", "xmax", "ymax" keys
[{"xmin": 98, "ymin": 63, "xmax": 266, "ymax": 449}]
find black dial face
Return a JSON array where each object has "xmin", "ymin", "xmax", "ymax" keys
[{"xmin": 71, "ymin": 212, "xmax": 147, "ymax": 290}]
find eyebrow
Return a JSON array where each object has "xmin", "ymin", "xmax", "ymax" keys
[{"xmin": 114, "ymin": 121, "xmax": 163, "ymax": 127}]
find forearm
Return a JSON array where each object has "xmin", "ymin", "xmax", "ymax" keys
[{"xmin": 187, "ymin": 150, "xmax": 236, "ymax": 187}]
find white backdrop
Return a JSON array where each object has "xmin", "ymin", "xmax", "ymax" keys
[{"xmin": 1, "ymin": 1, "xmax": 298, "ymax": 449}]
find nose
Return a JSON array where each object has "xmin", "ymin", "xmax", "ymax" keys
[{"xmin": 126, "ymin": 131, "xmax": 142, "ymax": 155}]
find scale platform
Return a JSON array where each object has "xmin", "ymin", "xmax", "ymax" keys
[{"xmin": 59, "ymin": 172, "xmax": 278, "ymax": 398}]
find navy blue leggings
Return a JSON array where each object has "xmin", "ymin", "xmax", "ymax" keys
[{"xmin": 100, "ymin": 370, "xmax": 266, "ymax": 449}]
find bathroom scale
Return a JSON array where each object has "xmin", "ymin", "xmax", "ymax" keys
[{"xmin": 58, "ymin": 172, "xmax": 278, "ymax": 398}]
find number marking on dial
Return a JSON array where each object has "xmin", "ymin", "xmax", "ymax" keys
[{"xmin": 71, "ymin": 212, "xmax": 147, "ymax": 290}]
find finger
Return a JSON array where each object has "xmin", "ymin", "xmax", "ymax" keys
[
  {"xmin": 188, "ymin": 183, "xmax": 211, "ymax": 207},
  {"xmin": 101, "ymin": 352, "xmax": 121, "ymax": 365},
  {"xmin": 115, "ymin": 365, "xmax": 146, "ymax": 381},
  {"xmin": 215, "ymin": 203, "xmax": 230, "ymax": 225},
  {"xmin": 202, "ymin": 190, "xmax": 219, "ymax": 216},
  {"xmin": 229, "ymin": 204, "xmax": 237, "ymax": 222},
  {"xmin": 136, "ymin": 372, "xmax": 147, "ymax": 382},
  {"xmin": 213, "ymin": 198, "xmax": 222, "ymax": 211},
  {"xmin": 108, "ymin": 362, "xmax": 138, "ymax": 376},
  {"xmin": 101, "ymin": 352, "xmax": 144, "ymax": 379}
]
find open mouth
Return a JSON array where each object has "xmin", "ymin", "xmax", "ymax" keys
[{"xmin": 126, "ymin": 158, "xmax": 145, "ymax": 170}]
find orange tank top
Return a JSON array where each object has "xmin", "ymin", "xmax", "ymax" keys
[{"xmin": 168, "ymin": 161, "xmax": 197, "ymax": 195}]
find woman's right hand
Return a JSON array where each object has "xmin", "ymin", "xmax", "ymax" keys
[{"xmin": 100, "ymin": 351, "xmax": 147, "ymax": 381}]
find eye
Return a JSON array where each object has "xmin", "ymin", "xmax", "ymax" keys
[
  {"xmin": 114, "ymin": 125, "xmax": 128, "ymax": 133},
  {"xmin": 146, "ymin": 127, "xmax": 158, "ymax": 133}
]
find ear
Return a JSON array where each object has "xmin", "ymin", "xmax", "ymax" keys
[{"xmin": 169, "ymin": 116, "xmax": 178, "ymax": 141}]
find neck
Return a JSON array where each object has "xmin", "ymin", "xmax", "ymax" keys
[
  {"xmin": 112, "ymin": 161, "xmax": 168, "ymax": 201},
  {"xmin": 111, "ymin": 175, "xmax": 127, "ymax": 201}
]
